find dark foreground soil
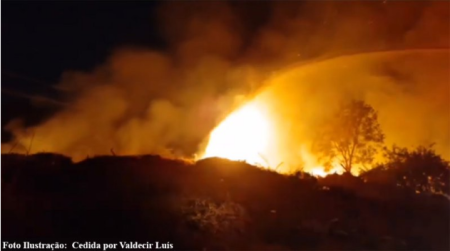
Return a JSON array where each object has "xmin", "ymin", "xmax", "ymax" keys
[{"xmin": 2, "ymin": 153, "xmax": 449, "ymax": 250}]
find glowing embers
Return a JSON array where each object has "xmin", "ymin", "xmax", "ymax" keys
[{"xmin": 299, "ymin": 146, "xmax": 344, "ymax": 177}]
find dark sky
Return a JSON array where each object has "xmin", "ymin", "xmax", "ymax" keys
[
  {"xmin": 2, "ymin": 1, "xmax": 167, "ymax": 136},
  {"xmin": 2, "ymin": 1, "xmax": 165, "ymax": 89},
  {"xmin": 1, "ymin": 1, "xmax": 272, "ymax": 142}
]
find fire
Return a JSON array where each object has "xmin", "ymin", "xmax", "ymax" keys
[
  {"xmin": 200, "ymin": 101, "xmax": 273, "ymax": 167},
  {"xmin": 309, "ymin": 167, "xmax": 329, "ymax": 177},
  {"xmin": 299, "ymin": 145, "xmax": 344, "ymax": 177},
  {"xmin": 309, "ymin": 166, "xmax": 343, "ymax": 177},
  {"xmin": 199, "ymin": 99, "xmax": 345, "ymax": 177}
]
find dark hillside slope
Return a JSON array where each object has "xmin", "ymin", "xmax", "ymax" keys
[{"xmin": 2, "ymin": 154, "xmax": 449, "ymax": 250}]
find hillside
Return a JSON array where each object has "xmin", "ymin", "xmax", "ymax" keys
[{"xmin": 2, "ymin": 153, "xmax": 449, "ymax": 250}]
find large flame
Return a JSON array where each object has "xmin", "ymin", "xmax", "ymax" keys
[
  {"xmin": 201, "ymin": 101, "xmax": 273, "ymax": 167},
  {"xmin": 200, "ymin": 99, "xmax": 344, "ymax": 177}
]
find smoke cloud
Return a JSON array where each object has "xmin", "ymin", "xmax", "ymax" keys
[
  {"xmin": 3, "ymin": 1, "xmax": 449, "ymax": 166},
  {"xmin": 252, "ymin": 49, "xmax": 449, "ymax": 173}
]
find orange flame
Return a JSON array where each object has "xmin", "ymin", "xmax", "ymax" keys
[
  {"xmin": 200, "ymin": 100, "xmax": 273, "ymax": 167},
  {"xmin": 199, "ymin": 100, "xmax": 344, "ymax": 177}
]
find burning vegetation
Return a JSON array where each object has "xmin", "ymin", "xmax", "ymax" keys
[
  {"xmin": 200, "ymin": 100, "xmax": 274, "ymax": 168},
  {"xmin": 3, "ymin": 2, "xmax": 449, "ymax": 176},
  {"xmin": 2, "ymin": 1, "xmax": 450, "ymax": 249}
]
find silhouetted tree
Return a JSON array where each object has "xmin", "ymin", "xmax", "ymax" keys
[{"xmin": 313, "ymin": 100, "xmax": 384, "ymax": 173}]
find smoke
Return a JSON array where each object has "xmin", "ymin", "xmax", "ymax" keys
[
  {"xmin": 3, "ymin": 1, "xmax": 449, "ymax": 164},
  {"xmin": 251, "ymin": 49, "xmax": 449, "ymax": 173}
]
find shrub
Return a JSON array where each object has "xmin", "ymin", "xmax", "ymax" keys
[
  {"xmin": 181, "ymin": 197, "xmax": 248, "ymax": 235},
  {"xmin": 362, "ymin": 145, "xmax": 450, "ymax": 197}
]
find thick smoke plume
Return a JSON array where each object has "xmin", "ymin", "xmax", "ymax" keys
[{"xmin": 3, "ymin": 1, "xmax": 449, "ymax": 165}]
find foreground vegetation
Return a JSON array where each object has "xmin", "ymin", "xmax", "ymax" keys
[{"xmin": 2, "ymin": 153, "xmax": 449, "ymax": 250}]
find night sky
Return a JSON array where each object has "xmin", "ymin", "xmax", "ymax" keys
[
  {"xmin": 3, "ymin": 1, "xmax": 165, "ymax": 83},
  {"xmin": 1, "ymin": 1, "xmax": 272, "ymax": 138},
  {"xmin": 2, "ymin": 1, "xmax": 166, "ymax": 138}
]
